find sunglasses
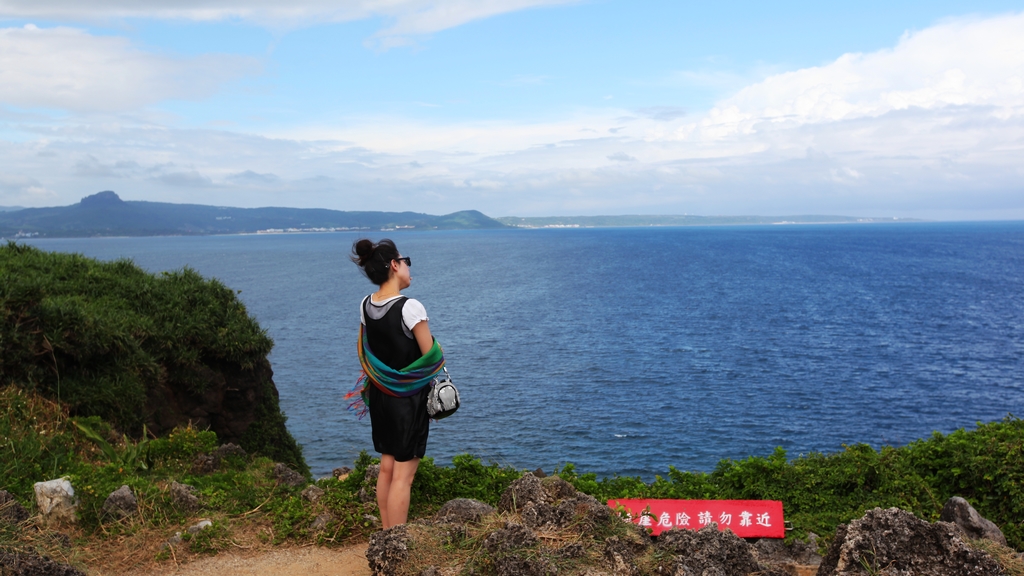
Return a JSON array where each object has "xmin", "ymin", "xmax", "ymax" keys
[{"xmin": 394, "ymin": 256, "xmax": 411, "ymax": 267}]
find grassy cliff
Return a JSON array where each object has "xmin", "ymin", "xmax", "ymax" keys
[{"xmin": 0, "ymin": 242, "xmax": 305, "ymax": 473}]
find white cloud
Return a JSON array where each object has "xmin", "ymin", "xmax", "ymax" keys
[
  {"xmin": 0, "ymin": 0, "xmax": 576, "ymax": 42},
  {"xmin": 700, "ymin": 13, "xmax": 1024, "ymax": 133},
  {"xmin": 0, "ymin": 25, "xmax": 258, "ymax": 112},
  {"xmin": 1, "ymin": 13, "xmax": 1022, "ymax": 219}
]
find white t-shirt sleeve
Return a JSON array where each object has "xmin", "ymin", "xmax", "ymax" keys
[{"xmin": 402, "ymin": 298, "xmax": 428, "ymax": 332}]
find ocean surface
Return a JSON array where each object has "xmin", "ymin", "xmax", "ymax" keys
[{"xmin": 24, "ymin": 222, "xmax": 1024, "ymax": 479}]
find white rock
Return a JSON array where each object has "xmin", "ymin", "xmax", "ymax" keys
[
  {"xmin": 33, "ymin": 478, "xmax": 77, "ymax": 525},
  {"xmin": 187, "ymin": 519, "xmax": 213, "ymax": 534}
]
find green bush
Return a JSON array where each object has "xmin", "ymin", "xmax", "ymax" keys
[
  {"xmin": 0, "ymin": 242, "xmax": 304, "ymax": 471},
  {"xmin": 557, "ymin": 417, "xmax": 1024, "ymax": 549}
]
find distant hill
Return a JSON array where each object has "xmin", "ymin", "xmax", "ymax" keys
[
  {"xmin": 0, "ymin": 206, "xmax": 23, "ymax": 212},
  {"xmin": 497, "ymin": 215, "xmax": 920, "ymax": 228},
  {"xmin": 0, "ymin": 191, "xmax": 506, "ymax": 238}
]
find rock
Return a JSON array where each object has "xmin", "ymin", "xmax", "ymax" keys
[
  {"xmin": 274, "ymin": 463, "xmax": 306, "ymax": 487},
  {"xmin": 170, "ymin": 481, "xmax": 200, "ymax": 511},
  {"xmin": 187, "ymin": 519, "xmax": 213, "ymax": 534},
  {"xmin": 33, "ymin": 478, "xmax": 77, "ymax": 526},
  {"xmin": 817, "ymin": 507, "xmax": 1003, "ymax": 576},
  {"xmin": 498, "ymin": 474, "xmax": 548, "ymax": 513},
  {"xmin": 310, "ymin": 513, "xmax": 334, "ymax": 531},
  {"xmin": 484, "ymin": 522, "xmax": 537, "ymax": 553},
  {"xmin": 435, "ymin": 498, "xmax": 495, "ymax": 524},
  {"xmin": 419, "ymin": 567, "xmax": 441, "ymax": 576},
  {"xmin": 533, "ymin": 468, "xmax": 547, "ymax": 478},
  {"xmin": 539, "ymin": 477, "xmax": 578, "ymax": 501},
  {"xmin": 0, "ymin": 490, "xmax": 29, "ymax": 525},
  {"xmin": 363, "ymin": 514, "xmax": 382, "ymax": 527},
  {"xmin": 191, "ymin": 453, "xmax": 219, "ymax": 474},
  {"xmin": 940, "ymin": 496, "xmax": 1008, "ymax": 546},
  {"xmin": 365, "ymin": 464, "xmax": 381, "ymax": 481},
  {"xmin": 301, "ymin": 485, "xmax": 325, "ymax": 503},
  {"xmin": 0, "ymin": 550, "xmax": 86, "ymax": 576},
  {"xmin": 143, "ymin": 357, "xmax": 297, "ymax": 467},
  {"xmin": 212, "ymin": 443, "xmax": 246, "ymax": 459},
  {"xmin": 367, "ymin": 525, "xmax": 411, "ymax": 576},
  {"xmin": 101, "ymin": 485, "xmax": 138, "ymax": 519},
  {"xmin": 334, "ymin": 466, "xmax": 352, "ymax": 480},
  {"xmin": 752, "ymin": 534, "xmax": 822, "ymax": 569},
  {"xmin": 558, "ymin": 542, "xmax": 586, "ymax": 558},
  {"xmin": 161, "ymin": 532, "xmax": 183, "ymax": 550},
  {"xmin": 603, "ymin": 536, "xmax": 640, "ymax": 576},
  {"xmin": 656, "ymin": 525, "xmax": 760, "ymax": 576}
]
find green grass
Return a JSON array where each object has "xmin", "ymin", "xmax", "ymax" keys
[{"xmin": 0, "ymin": 242, "xmax": 305, "ymax": 472}]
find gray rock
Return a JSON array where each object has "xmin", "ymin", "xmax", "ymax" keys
[
  {"xmin": 0, "ymin": 490, "xmax": 29, "ymax": 525},
  {"xmin": 367, "ymin": 524, "xmax": 411, "ymax": 576},
  {"xmin": 558, "ymin": 542, "xmax": 586, "ymax": 559},
  {"xmin": 187, "ymin": 519, "xmax": 213, "ymax": 534},
  {"xmin": 498, "ymin": 474, "xmax": 548, "ymax": 513},
  {"xmin": 940, "ymin": 496, "xmax": 1008, "ymax": 546},
  {"xmin": 532, "ymin": 468, "xmax": 547, "ymax": 478},
  {"xmin": 435, "ymin": 498, "xmax": 495, "ymax": 524},
  {"xmin": 170, "ymin": 481, "xmax": 200, "ymax": 511},
  {"xmin": 484, "ymin": 522, "xmax": 537, "ymax": 553},
  {"xmin": 752, "ymin": 533, "xmax": 822, "ymax": 567},
  {"xmin": 603, "ymin": 536, "xmax": 640, "ymax": 576},
  {"xmin": 656, "ymin": 525, "xmax": 760, "ymax": 576},
  {"xmin": 161, "ymin": 532, "xmax": 183, "ymax": 550},
  {"xmin": 817, "ymin": 507, "xmax": 1002, "ymax": 576},
  {"xmin": 301, "ymin": 485, "xmax": 325, "ymax": 503},
  {"xmin": 363, "ymin": 514, "xmax": 382, "ymax": 528},
  {"xmin": 310, "ymin": 513, "xmax": 334, "ymax": 531},
  {"xmin": 419, "ymin": 567, "xmax": 441, "ymax": 576},
  {"xmin": 334, "ymin": 466, "xmax": 352, "ymax": 479},
  {"xmin": 211, "ymin": 443, "xmax": 246, "ymax": 459},
  {"xmin": 273, "ymin": 463, "xmax": 306, "ymax": 487},
  {"xmin": 539, "ymin": 477, "xmax": 578, "ymax": 501},
  {"xmin": 191, "ymin": 453, "xmax": 219, "ymax": 474},
  {"xmin": 33, "ymin": 478, "xmax": 77, "ymax": 526},
  {"xmin": 0, "ymin": 550, "xmax": 86, "ymax": 576},
  {"xmin": 365, "ymin": 464, "xmax": 381, "ymax": 481},
  {"xmin": 101, "ymin": 485, "xmax": 138, "ymax": 519},
  {"xmin": 359, "ymin": 487, "xmax": 376, "ymax": 503}
]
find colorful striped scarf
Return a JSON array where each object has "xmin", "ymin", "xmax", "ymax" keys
[{"xmin": 344, "ymin": 324, "xmax": 445, "ymax": 418}]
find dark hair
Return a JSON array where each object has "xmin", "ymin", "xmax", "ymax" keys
[{"xmin": 351, "ymin": 238, "xmax": 400, "ymax": 285}]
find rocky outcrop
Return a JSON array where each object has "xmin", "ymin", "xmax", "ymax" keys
[
  {"xmin": 274, "ymin": 463, "xmax": 306, "ymax": 487},
  {"xmin": 0, "ymin": 550, "xmax": 85, "ymax": 576},
  {"xmin": 0, "ymin": 490, "xmax": 29, "ymax": 525},
  {"xmin": 435, "ymin": 498, "xmax": 495, "ymax": 524},
  {"xmin": 817, "ymin": 507, "xmax": 1003, "ymax": 575},
  {"xmin": 940, "ymin": 497, "xmax": 1007, "ymax": 546},
  {"xmin": 656, "ymin": 525, "xmax": 761, "ymax": 576},
  {"xmin": 146, "ymin": 359, "xmax": 276, "ymax": 450},
  {"xmin": 367, "ymin": 525, "xmax": 412, "ymax": 576}
]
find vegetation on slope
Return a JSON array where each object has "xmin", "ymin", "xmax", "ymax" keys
[
  {"xmin": 0, "ymin": 242, "xmax": 304, "ymax": 471},
  {"xmin": 1, "ymin": 382, "xmax": 1020, "ymax": 572}
]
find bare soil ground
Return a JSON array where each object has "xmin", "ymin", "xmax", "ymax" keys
[{"xmin": 103, "ymin": 544, "xmax": 371, "ymax": 576}]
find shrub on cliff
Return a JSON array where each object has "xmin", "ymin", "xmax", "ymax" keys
[
  {"xmin": 559, "ymin": 416, "xmax": 1024, "ymax": 550},
  {"xmin": 0, "ymin": 242, "xmax": 305, "ymax": 473}
]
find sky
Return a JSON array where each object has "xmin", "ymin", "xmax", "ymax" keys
[{"xmin": 0, "ymin": 1, "xmax": 1022, "ymax": 219}]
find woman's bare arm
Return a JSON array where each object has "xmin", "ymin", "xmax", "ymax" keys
[{"xmin": 411, "ymin": 320, "xmax": 433, "ymax": 356}]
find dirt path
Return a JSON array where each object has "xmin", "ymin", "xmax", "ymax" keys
[{"xmin": 112, "ymin": 544, "xmax": 371, "ymax": 576}]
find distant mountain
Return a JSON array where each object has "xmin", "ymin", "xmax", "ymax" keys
[
  {"xmin": 497, "ymin": 214, "xmax": 921, "ymax": 228},
  {"xmin": 0, "ymin": 191, "xmax": 506, "ymax": 238},
  {"xmin": 0, "ymin": 206, "xmax": 23, "ymax": 212}
]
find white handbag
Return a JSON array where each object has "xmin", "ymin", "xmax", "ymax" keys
[{"xmin": 426, "ymin": 367, "xmax": 460, "ymax": 419}]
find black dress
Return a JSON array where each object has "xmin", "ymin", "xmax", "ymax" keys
[{"xmin": 363, "ymin": 296, "xmax": 430, "ymax": 462}]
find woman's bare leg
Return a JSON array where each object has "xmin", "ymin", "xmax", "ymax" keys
[
  {"xmin": 385, "ymin": 458, "xmax": 420, "ymax": 527},
  {"xmin": 377, "ymin": 455, "xmax": 395, "ymax": 528}
]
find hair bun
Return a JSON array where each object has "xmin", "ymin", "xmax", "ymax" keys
[{"xmin": 354, "ymin": 239, "xmax": 374, "ymax": 265}]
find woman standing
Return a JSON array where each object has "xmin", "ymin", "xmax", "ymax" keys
[{"xmin": 347, "ymin": 238, "xmax": 444, "ymax": 528}]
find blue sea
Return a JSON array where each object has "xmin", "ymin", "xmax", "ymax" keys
[{"xmin": 24, "ymin": 222, "xmax": 1024, "ymax": 479}]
